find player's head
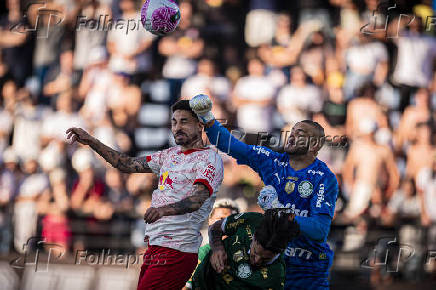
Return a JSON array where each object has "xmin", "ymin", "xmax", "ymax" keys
[
  {"xmin": 209, "ymin": 199, "xmax": 239, "ymax": 225},
  {"xmin": 285, "ymin": 120, "xmax": 325, "ymax": 157},
  {"xmin": 171, "ymin": 100, "xmax": 203, "ymax": 146},
  {"xmin": 250, "ymin": 209, "xmax": 299, "ymax": 267}
]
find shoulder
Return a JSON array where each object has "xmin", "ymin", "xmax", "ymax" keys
[
  {"xmin": 313, "ymin": 159, "xmax": 338, "ymax": 185},
  {"xmin": 199, "ymin": 147, "xmax": 224, "ymax": 164}
]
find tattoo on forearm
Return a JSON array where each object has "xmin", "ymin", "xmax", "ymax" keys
[
  {"xmin": 209, "ymin": 220, "xmax": 225, "ymax": 251},
  {"xmin": 89, "ymin": 138, "xmax": 151, "ymax": 173},
  {"xmin": 163, "ymin": 184, "xmax": 210, "ymax": 215}
]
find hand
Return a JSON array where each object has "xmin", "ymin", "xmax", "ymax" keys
[
  {"xmin": 66, "ymin": 127, "xmax": 94, "ymax": 145},
  {"xmin": 210, "ymin": 247, "xmax": 227, "ymax": 273},
  {"xmin": 189, "ymin": 94, "xmax": 215, "ymax": 124},
  {"xmin": 144, "ymin": 207, "xmax": 165, "ymax": 223}
]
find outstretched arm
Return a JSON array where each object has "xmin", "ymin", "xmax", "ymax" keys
[
  {"xmin": 66, "ymin": 127, "xmax": 151, "ymax": 173},
  {"xmin": 189, "ymin": 94, "xmax": 256, "ymax": 164},
  {"xmin": 143, "ymin": 183, "xmax": 210, "ymax": 223}
]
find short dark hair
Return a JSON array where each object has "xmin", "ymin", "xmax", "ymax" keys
[
  {"xmin": 300, "ymin": 120, "xmax": 326, "ymax": 148},
  {"xmin": 171, "ymin": 100, "xmax": 198, "ymax": 120},
  {"xmin": 254, "ymin": 209, "xmax": 300, "ymax": 253}
]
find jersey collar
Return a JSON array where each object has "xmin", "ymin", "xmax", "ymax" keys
[{"xmin": 178, "ymin": 147, "xmax": 209, "ymax": 155}]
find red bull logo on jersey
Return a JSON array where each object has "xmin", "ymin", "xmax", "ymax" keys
[{"xmin": 158, "ymin": 171, "xmax": 174, "ymax": 190}]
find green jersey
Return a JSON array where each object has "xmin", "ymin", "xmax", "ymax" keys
[{"xmin": 192, "ymin": 213, "xmax": 286, "ymax": 290}]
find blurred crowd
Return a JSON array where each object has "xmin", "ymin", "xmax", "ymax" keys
[{"xmin": 0, "ymin": 0, "xmax": 436, "ymax": 281}]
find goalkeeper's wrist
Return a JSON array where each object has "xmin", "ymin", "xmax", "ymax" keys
[{"xmin": 198, "ymin": 111, "xmax": 215, "ymax": 124}]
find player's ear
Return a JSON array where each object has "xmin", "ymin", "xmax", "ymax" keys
[{"xmin": 198, "ymin": 119, "xmax": 204, "ymax": 131}]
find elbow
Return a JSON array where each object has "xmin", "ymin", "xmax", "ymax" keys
[{"xmin": 313, "ymin": 227, "xmax": 329, "ymax": 241}]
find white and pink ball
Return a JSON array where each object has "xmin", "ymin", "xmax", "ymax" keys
[{"xmin": 141, "ymin": 0, "xmax": 181, "ymax": 36}]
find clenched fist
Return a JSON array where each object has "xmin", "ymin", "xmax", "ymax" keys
[
  {"xmin": 66, "ymin": 127, "xmax": 94, "ymax": 145},
  {"xmin": 144, "ymin": 207, "xmax": 166, "ymax": 223},
  {"xmin": 210, "ymin": 247, "xmax": 227, "ymax": 273},
  {"xmin": 189, "ymin": 94, "xmax": 215, "ymax": 124}
]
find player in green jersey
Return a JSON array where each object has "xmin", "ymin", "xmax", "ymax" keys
[{"xmin": 192, "ymin": 209, "xmax": 300, "ymax": 289}]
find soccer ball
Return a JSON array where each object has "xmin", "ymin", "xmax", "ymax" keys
[{"xmin": 141, "ymin": 0, "xmax": 181, "ymax": 36}]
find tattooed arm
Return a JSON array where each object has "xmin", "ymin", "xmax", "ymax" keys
[
  {"xmin": 143, "ymin": 183, "xmax": 210, "ymax": 223},
  {"xmin": 66, "ymin": 127, "xmax": 151, "ymax": 173}
]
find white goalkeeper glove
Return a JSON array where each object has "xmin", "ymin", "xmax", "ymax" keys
[
  {"xmin": 257, "ymin": 185, "xmax": 288, "ymax": 211},
  {"xmin": 189, "ymin": 94, "xmax": 215, "ymax": 124}
]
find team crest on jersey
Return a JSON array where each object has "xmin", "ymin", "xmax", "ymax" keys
[
  {"xmin": 237, "ymin": 263, "xmax": 252, "ymax": 278},
  {"xmin": 285, "ymin": 181, "xmax": 295, "ymax": 194},
  {"xmin": 298, "ymin": 181, "xmax": 313, "ymax": 198},
  {"xmin": 158, "ymin": 171, "xmax": 174, "ymax": 190}
]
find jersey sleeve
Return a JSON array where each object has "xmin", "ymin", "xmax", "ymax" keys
[
  {"xmin": 310, "ymin": 173, "xmax": 339, "ymax": 218},
  {"xmin": 193, "ymin": 152, "xmax": 224, "ymax": 196},
  {"xmin": 205, "ymin": 120, "xmax": 278, "ymax": 176},
  {"xmin": 222, "ymin": 212, "xmax": 263, "ymax": 236},
  {"xmin": 145, "ymin": 150, "xmax": 164, "ymax": 175}
]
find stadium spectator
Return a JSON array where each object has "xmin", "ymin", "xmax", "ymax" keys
[
  {"xmin": 345, "ymin": 82, "xmax": 388, "ymax": 139},
  {"xmin": 395, "ymin": 88, "xmax": 432, "ymax": 151},
  {"xmin": 342, "ymin": 120, "xmax": 399, "ymax": 220},
  {"xmin": 406, "ymin": 121, "xmax": 435, "ymax": 182},
  {"xmin": 232, "ymin": 57, "xmax": 275, "ymax": 140},
  {"xmin": 392, "ymin": 16, "xmax": 436, "ymax": 111},
  {"xmin": 0, "ymin": 147, "xmax": 19, "ymax": 254},
  {"xmin": 107, "ymin": 0, "xmax": 154, "ymax": 77},
  {"xmin": 277, "ymin": 65, "xmax": 323, "ymax": 127},
  {"xmin": 343, "ymin": 33, "xmax": 388, "ymax": 100}
]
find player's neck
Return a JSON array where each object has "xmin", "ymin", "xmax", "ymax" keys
[
  {"xmin": 288, "ymin": 155, "xmax": 316, "ymax": 171},
  {"xmin": 180, "ymin": 138, "xmax": 206, "ymax": 152}
]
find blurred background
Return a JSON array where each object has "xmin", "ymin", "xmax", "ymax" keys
[{"xmin": 0, "ymin": 0, "xmax": 435, "ymax": 289}]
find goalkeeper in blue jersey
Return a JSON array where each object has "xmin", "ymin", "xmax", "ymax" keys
[{"xmin": 189, "ymin": 94, "xmax": 339, "ymax": 290}]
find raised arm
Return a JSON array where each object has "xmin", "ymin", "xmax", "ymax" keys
[
  {"xmin": 189, "ymin": 94, "xmax": 254, "ymax": 164},
  {"xmin": 143, "ymin": 183, "xmax": 210, "ymax": 223},
  {"xmin": 66, "ymin": 127, "xmax": 151, "ymax": 173}
]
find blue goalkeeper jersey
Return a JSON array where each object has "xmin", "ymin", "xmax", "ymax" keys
[{"xmin": 206, "ymin": 121, "xmax": 339, "ymax": 289}]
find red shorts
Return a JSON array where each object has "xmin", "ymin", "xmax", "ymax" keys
[{"xmin": 137, "ymin": 245, "xmax": 198, "ymax": 290}]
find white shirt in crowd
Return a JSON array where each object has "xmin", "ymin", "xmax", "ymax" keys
[
  {"xmin": 346, "ymin": 41, "xmax": 387, "ymax": 75},
  {"xmin": 233, "ymin": 76, "xmax": 275, "ymax": 133},
  {"xmin": 416, "ymin": 167, "xmax": 436, "ymax": 221},
  {"xmin": 393, "ymin": 34, "xmax": 436, "ymax": 88},
  {"xmin": 181, "ymin": 75, "xmax": 231, "ymax": 100},
  {"xmin": 277, "ymin": 84, "xmax": 322, "ymax": 125},
  {"xmin": 107, "ymin": 12, "xmax": 154, "ymax": 73}
]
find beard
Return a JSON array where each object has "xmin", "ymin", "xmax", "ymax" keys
[
  {"xmin": 174, "ymin": 132, "xmax": 199, "ymax": 146},
  {"xmin": 287, "ymin": 146, "xmax": 309, "ymax": 156},
  {"xmin": 285, "ymin": 137, "xmax": 309, "ymax": 156}
]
